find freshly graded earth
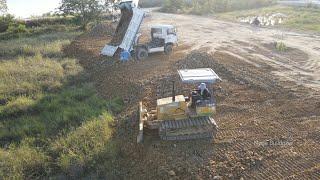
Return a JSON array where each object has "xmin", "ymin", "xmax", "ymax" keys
[{"xmin": 66, "ymin": 10, "xmax": 320, "ymax": 179}]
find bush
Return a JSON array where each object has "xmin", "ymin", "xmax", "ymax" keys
[
  {"xmin": 7, "ymin": 22, "xmax": 29, "ymax": 34},
  {"xmin": 25, "ymin": 16, "xmax": 80, "ymax": 28},
  {"xmin": 275, "ymin": 41, "xmax": 287, "ymax": 52},
  {"xmin": 0, "ymin": 14, "xmax": 15, "ymax": 33}
]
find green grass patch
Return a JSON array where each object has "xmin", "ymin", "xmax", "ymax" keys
[
  {"xmin": 0, "ymin": 139, "xmax": 50, "ymax": 180},
  {"xmin": 0, "ymin": 54, "xmax": 66, "ymax": 99},
  {"xmin": 0, "ymin": 30, "xmax": 124, "ymax": 179},
  {"xmin": 275, "ymin": 41, "xmax": 288, "ymax": 52},
  {"xmin": 0, "ymin": 84, "xmax": 116, "ymax": 144},
  {"xmin": 0, "ymin": 31, "xmax": 81, "ymax": 58},
  {"xmin": 161, "ymin": 0, "xmax": 275, "ymax": 14},
  {"xmin": 216, "ymin": 5, "xmax": 320, "ymax": 33},
  {"xmin": 53, "ymin": 113, "xmax": 116, "ymax": 177}
]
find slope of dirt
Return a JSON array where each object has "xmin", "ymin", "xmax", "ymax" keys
[
  {"xmin": 110, "ymin": 52, "xmax": 320, "ymax": 180},
  {"xmin": 66, "ymin": 16, "xmax": 320, "ymax": 179}
]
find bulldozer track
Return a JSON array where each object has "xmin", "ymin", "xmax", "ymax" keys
[
  {"xmin": 244, "ymin": 156, "xmax": 320, "ymax": 179},
  {"xmin": 159, "ymin": 116, "xmax": 217, "ymax": 141}
]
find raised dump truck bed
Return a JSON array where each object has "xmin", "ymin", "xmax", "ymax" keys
[{"xmin": 101, "ymin": 7, "xmax": 145, "ymax": 57}]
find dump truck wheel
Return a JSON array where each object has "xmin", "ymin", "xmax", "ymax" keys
[
  {"xmin": 164, "ymin": 44, "xmax": 173, "ymax": 55},
  {"xmin": 136, "ymin": 47, "xmax": 148, "ymax": 60}
]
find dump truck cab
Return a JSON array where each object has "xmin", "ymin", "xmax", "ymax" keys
[
  {"xmin": 135, "ymin": 24, "xmax": 178, "ymax": 60},
  {"xmin": 151, "ymin": 25, "xmax": 177, "ymax": 45}
]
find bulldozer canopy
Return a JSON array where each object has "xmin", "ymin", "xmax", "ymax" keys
[{"xmin": 178, "ymin": 68, "xmax": 221, "ymax": 84}]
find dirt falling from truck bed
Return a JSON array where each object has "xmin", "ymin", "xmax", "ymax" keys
[{"xmin": 109, "ymin": 10, "xmax": 133, "ymax": 46}]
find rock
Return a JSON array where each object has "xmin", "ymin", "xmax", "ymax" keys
[
  {"xmin": 173, "ymin": 144, "xmax": 177, "ymax": 148},
  {"xmin": 168, "ymin": 170, "xmax": 176, "ymax": 176},
  {"xmin": 213, "ymin": 176, "xmax": 222, "ymax": 180}
]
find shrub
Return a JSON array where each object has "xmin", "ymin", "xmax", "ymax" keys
[
  {"xmin": 275, "ymin": 41, "xmax": 287, "ymax": 52},
  {"xmin": 7, "ymin": 22, "xmax": 29, "ymax": 34},
  {"xmin": 25, "ymin": 16, "xmax": 80, "ymax": 28},
  {"xmin": 0, "ymin": 14, "xmax": 15, "ymax": 33}
]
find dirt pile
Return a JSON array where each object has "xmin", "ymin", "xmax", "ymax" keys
[{"xmin": 87, "ymin": 23, "xmax": 116, "ymax": 37}]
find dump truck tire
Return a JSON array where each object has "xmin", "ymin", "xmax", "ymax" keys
[
  {"xmin": 164, "ymin": 44, "xmax": 173, "ymax": 55},
  {"xmin": 136, "ymin": 47, "xmax": 148, "ymax": 60}
]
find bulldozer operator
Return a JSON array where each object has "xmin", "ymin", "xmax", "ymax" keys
[
  {"xmin": 198, "ymin": 83, "xmax": 211, "ymax": 99},
  {"xmin": 190, "ymin": 83, "xmax": 211, "ymax": 108}
]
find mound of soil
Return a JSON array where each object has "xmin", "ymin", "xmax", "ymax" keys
[{"xmin": 87, "ymin": 23, "xmax": 116, "ymax": 37}]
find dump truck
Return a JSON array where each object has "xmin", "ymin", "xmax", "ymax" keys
[
  {"xmin": 101, "ymin": 0, "xmax": 178, "ymax": 61},
  {"xmin": 135, "ymin": 24, "xmax": 178, "ymax": 60},
  {"xmin": 137, "ymin": 68, "xmax": 222, "ymax": 143}
]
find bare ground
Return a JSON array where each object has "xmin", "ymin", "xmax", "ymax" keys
[{"xmin": 66, "ymin": 11, "xmax": 320, "ymax": 179}]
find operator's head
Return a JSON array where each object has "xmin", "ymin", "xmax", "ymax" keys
[{"xmin": 199, "ymin": 83, "xmax": 207, "ymax": 94}]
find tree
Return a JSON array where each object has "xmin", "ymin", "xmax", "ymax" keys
[
  {"xmin": 0, "ymin": 0, "xmax": 8, "ymax": 14},
  {"xmin": 59, "ymin": 0, "xmax": 108, "ymax": 29}
]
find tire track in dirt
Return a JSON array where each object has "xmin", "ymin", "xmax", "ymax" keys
[{"xmin": 66, "ymin": 20, "xmax": 320, "ymax": 179}]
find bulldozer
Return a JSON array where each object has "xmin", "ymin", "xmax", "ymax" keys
[{"xmin": 137, "ymin": 68, "xmax": 221, "ymax": 143}]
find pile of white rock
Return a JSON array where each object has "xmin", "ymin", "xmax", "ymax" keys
[{"xmin": 239, "ymin": 13, "xmax": 287, "ymax": 26}]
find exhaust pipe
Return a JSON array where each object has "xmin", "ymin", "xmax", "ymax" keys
[{"xmin": 172, "ymin": 81, "xmax": 175, "ymax": 102}]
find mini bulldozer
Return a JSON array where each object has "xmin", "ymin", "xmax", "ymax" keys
[{"xmin": 137, "ymin": 68, "xmax": 221, "ymax": 143}]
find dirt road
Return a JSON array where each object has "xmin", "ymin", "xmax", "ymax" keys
[
  {"xmin": 68, "ymin": 11, "xmax": 320, "ymax": 179},
  {"xmin": 144, "ymin": 12, "xmax": 320, "ymax": 92}
]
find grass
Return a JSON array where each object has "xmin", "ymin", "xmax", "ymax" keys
[
  {"xmin": 0, "ymin": 140, "xmax": 50, "ymax": 179},
  {"xmin": 275, "ymin": 41, "xmax": 288, "ymax": 52},
  {"xmin": 216, "ymin": 5, "xmax": 320, "ymax": 33},
  {"xmin": 53, "ymin": 113, "xmax": 116, "ymax": 177},
  {"xmin": 0, "ymin": 54, "xmax": 66, "ymax": 99},
  {"xmin": 0, "ymin": 31, "xmax": 81, "ymax": 58},
  {"xmin": 161, "ymin": 0, "xmax": 275, "ymax": 15},
  {"xmin": 0, "ymin": 28, "xmax": 123, "ymax": 179}
]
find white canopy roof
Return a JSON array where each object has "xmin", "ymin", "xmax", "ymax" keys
[
  {"xmin": 151, "ymin": 24, "xmax": 175, "ymax": 29},
  {"xmin": 178, "ymin": 68, "xmax": 221, "ymax": 84}
]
